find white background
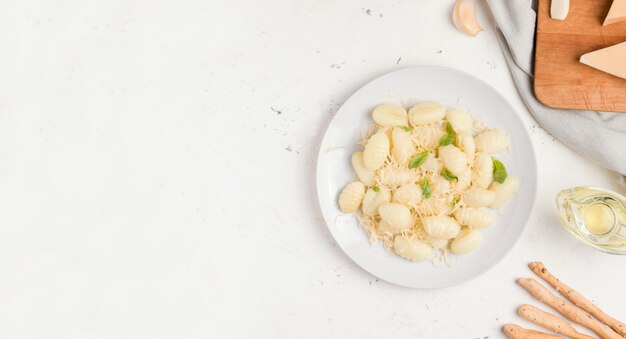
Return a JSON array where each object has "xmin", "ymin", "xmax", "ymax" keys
[{"xmin": 0, "ymin": 1, "xmax": 624, "ymax": 338}]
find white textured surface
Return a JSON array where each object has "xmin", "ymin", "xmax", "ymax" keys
[{"xmin": 0, "ymin": 1, "xmax": 623, "ymax": 338}]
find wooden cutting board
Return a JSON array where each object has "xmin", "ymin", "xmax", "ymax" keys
[{"xmin": 534, "ymin": 0, "xmax": 626, "ymax": 112}]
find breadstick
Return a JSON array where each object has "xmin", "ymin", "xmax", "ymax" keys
[
  {"xmin": 517, "ymin": 304, "xmax": 595, "ymax": 339},
  {"xmin": 529, "ymin": 261, "xmax": 626, "ymax": 337},
  {"xmin": 503, "ymin": 323, "xmax": 563, "ymax": 339},
  {"xmin": 517, "ymin": 278, "xmax": 622, "ymax": 339}
]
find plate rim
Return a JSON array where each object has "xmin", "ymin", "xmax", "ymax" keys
[{"xmin": 316, "ymin": 65, "xmax": 538, "ymax": 289}]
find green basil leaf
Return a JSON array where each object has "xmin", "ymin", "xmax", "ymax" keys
[
  {"xmin": 372, "ymin": 186, "xmax": 380, "ymax": 192},
  {"xmin": 439, "ymin": 133, "xmax": 454, "ymax": 146},
  {"xmin": 439, "ymin": 122, "xmax": 456, "ymax": 146},
  {"xmin": 400, "ymin": 126, "xmax": 414, "ymax": 132},
  {"xmin": 442, "ymin": 169, "xmax": 458, "ymax": 182},
  {"xmin": 409, "ymin": 151, "xmax": 429, "ymax": 169},
  {"xmin": 420, "ymin": 179, "xmax": 431, "ymax": 199},
  {"xmin": 445, "ymin": 121, "xmax": 455, "ymax": 135},
  {"xmin": 492, "ymin": 157, "xmax": 508, "ymax": 184}
]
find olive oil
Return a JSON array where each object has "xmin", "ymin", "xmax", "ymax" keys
[{"xmin": 556, "ymin": 186, "xmax": 626, "ymax": 255}]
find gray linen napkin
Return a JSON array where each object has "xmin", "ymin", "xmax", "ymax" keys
[{"xmin": 485, "ymin": 0, "xmax": 626, "ymax": 176}]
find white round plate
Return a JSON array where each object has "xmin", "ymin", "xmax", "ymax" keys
[{"xmin": 316, "ymin": 66, "xmax": 537, "ymax": 289}]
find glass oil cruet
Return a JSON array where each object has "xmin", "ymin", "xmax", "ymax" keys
[{"xmin": 556, "ymin": 186, "xmax": 626, "ymax": 255}]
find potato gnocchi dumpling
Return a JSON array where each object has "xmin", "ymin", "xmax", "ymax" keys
[
  {"xmin": 372, "ymin": 104, "xmax": 408, "ymax": 127},
  {"xmin": 363, "ymin": 131, "xmax": 390, "ymax": 171},
  {"xmin": 422, "ymin": 216, "xmax": 461, "ymax": 240},
  {"xmin": 408, "ymin": 101, "xmax": 446, "ymax": 125},
  {"xmin": 446, "ymin": 108, "xmax": 472, "ymax": 132},
  {"xmin": 361, "ymin": 186, "xmax": 391, "ymax": 217},
  {"xmin": 464, "ymin": 187, "xmax": 497, "ymax": 208},
  {"xmin": 474, "ymin": 129, "xmax": 509, "ymax": 153},
  {"xmin": 393, "ymin": 236, "xmax": 433, "ymax": 262},
  {"xmin": 378, "ymin": 220, "xmax": 396, "ymax": 235},
  {"xmin": 338, "ymin": 181, "xmax": 366, "ymax": 213},
  {"xmin": 453, "ymin": 168, "xmax": 472, "ymax": 191},
  {"xmin": 472, "ymin": 152, "xmax": 494, "ymax": 189},
  {"xmin": 489, "ymin": 176, "xmax": 520, "ymax": 208},
  {"xmin": 351, "ymin": 152, "xmax": 376, "ymax": 186},
  {"xmin": 454, "ymin": 207, "xmax": 493, "ymax": 229},
  {"xmin": 338, "ymin": 101, "xmax": 518, "ymax": 263},
  {"xmin": 379, "ymin": 202, "xmax": 413, "ymax": 233},
  {"xmin": 451, "ymin": 229, "xmax": 482, "ymax": 254},
  {"xmin": 392, "ymin": 183, "xmax": 423, "ymax": 207},
  {"xmin": 429, "ymin": 175, "xmax": 451, "ymax": 196},
  {"xmin": 391, "ymin": 128, "xmax": 415, "ymax": 165},
  {"xmin": 456, "ymin": 131, "xmax": 476, "ymax": 158},
  {"xmin": 438, "ymin": 144, "xmax": 469, "ymax": 176},
  {"xmin": 422, "ymin": 153, "xmax": 442, "ymax": 173},
  {"xmin": 424, "ymin": 235, "xmax": 450, "ymax": 249}
]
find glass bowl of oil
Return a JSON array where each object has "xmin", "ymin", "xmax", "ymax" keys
[{"xmin": 556, "ymin": 186, "xmax": 626, "ymax": 255}]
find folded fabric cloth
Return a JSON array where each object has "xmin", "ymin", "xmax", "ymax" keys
[{"xmin": 486, "ymin": 0, "xmax": 626, "ymax": 176}]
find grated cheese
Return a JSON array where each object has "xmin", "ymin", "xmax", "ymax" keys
[{"xmin": 343, "ymin": 102, "xmax": 515, "ymax": 264}]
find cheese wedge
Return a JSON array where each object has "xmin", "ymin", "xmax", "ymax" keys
[
  {"xmin": 604, "ymin": 0, "xmax": 626, "ymax": 26},
  {"xmin": 579, "ymin": 41, "xmax": 626, "ymax": 80}
]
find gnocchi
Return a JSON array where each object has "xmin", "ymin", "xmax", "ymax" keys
[
  {"xmin": 351, "ymin": 152, "xmax": 376, "ymax": 186},
  {"xmin": 424, "ymin": 235, "xmax": 450, "ymax": 249},
  {"xmin": 472, "ymin": 152, "xmax": 493, "ymax": 188},
  {"xmin": 379, "ymin": 220, "xmax": 396, "ymax": 235},
  {"xmin": 429, "ymin": 175, "xmax": 451, "ymax": 196},
  {"xmin": 391, "ymin": 128, "xmax": 414, "ymax": 165},
  {"xmin": 337, "ymin": 101, "xmax": 518, "ymax": 263},
  {"xmin": 438, "ymin": 144, "xmax": 469, "ymax": 176},
  {"xmin": 422, "ymin": 152, "xmax": 442, "ymax": 173},
  {"xmin": 362, "ymin": 186, "xmax": 391, "ymax": 216},
  {"xmin": 451, "ymin": 229, "xmax": 482, "ymax": 254},
  {"xmin": 363, "ymin": 131, "xmax": 390, "ymax": 171},
  {"xmin": 454, "ymin": 207, "xmax": 493, "ymax": 229},
  {"xmin": 456, "ymin": 131, "xmax": 476, "ymax": 158},
  {"xmin": 489, "ymin": 176, "xmax": 520, "ymax": 208},
  {"xmin": 475, "ymin": 129, "xmax": 509, "ymax": 153},
  {"xmin": 422, "ymin": 216, "xmax": 461, "ymax": 240},
  {"xmin": 408, "ymin": 101, "xmax": 446, "ymax": 126},
  {"xmin": 338, "ymin": 181, "xmax": 366, "ymax": 213},
  {"xmin": 464, "ymin": 187, "xmax": 497, "ymax": 208},
  {"xmin": 393, "ymin": 183, "xmax": 423, "ymax": 207},
  {"xmin": 379, "ymin": 203, "xmax": 412, "ymax": 234},
  {"xmin": 393, "ymin": 236, "xmax": 433, "ymax": 262},
  {"xmin": 453, "ymin": 167, "xmax": 471, "ymax": 191},
  {"xmin": 446, "ymin": 108, "xmax": 472, "ymax": 132},
  {"xmin": 372, "ymin": 104, "xmax": 408, "ymax": 127}
]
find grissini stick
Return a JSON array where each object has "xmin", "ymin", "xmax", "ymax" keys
[
  {"xmin": 517, "ymin": 304, "xmax": 595, "ymax": 339},
  {"xmin": 529, "ymin": 261, "xmax": 626, "ymax": 337},
  {"xmin": 516, "ymin": 278, "xmax": 622, "ymax": 339},
  {"xmin": 503, "ymin": 323, "xmax": 564, "ymax": 339}
]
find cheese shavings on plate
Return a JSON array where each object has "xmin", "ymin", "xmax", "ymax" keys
[{"xmin": 337, "ymin": 102, "xmax": 519, "ymax": 263}]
